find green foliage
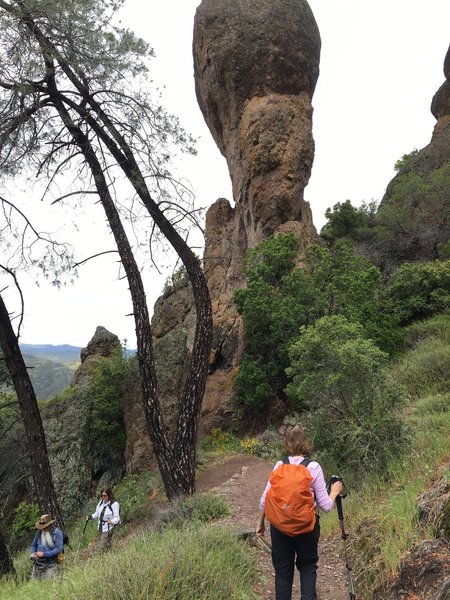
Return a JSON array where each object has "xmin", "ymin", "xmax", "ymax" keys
[
  {"xmin": 392, "ymin": 312, "xmax": 450, "ymax": 398},
  {"xmin": 286, "ymin": 316, "xmax": 407, "ymax": 476},
  {"xmin": 6, "ymin": 525, "xmax": 258, "ymax": 600},
  {"xmin": 0, "ymin": 352, "xmax": 11, "ymax": 386},
  {"xmin": 10, "ymin": 502, "xmax": 40, "ymax": 542},
  {"xmin": 111, "ymin": 471, "xmax": 158, "ymax": 524},
  {"xmin": 321, "ymin": 199, "xmax": 378, "ymax": 242},
  {"xmin": 234, "ymin": 234, "xmax": 399, "ymax": 413},
  {"xmin": 0, "ymin": 392, "xmax": 18, "ymax": 425},
  {"xmin": 9, "ymin": 502, "xmax": 40, "ymax": 554},
  {"xmin": 346, "ymin": 387, "xmax": 450, "ymax": 597},
  {"xmin": 156, "ymin": 492, "xmax": 230, "ymax": 531},
  {"xmin": 376, "ymin": 164, "xmax": 450, "ymax": 263},
  {"xmin": 240, "ymin": 430, "xmax": 284, "ymax": 461},
  {"xmin": 393, "ymin": 149, "xmax": 419, "ymax": 171},
  {"xmin": 234, "ymin": 356, "xmax": 277, "ymax": 410},
  {"xmin": 382, "ymin": 260, "xmax": 450, "ymax": 325},
  {"xmin": 88, "ymin": 347, "xmax": 128, "ymax": 453}
]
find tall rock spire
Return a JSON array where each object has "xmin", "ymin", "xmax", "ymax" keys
[{"xmin": 194, "ymin": 0, "xmax": 320, "ymax": 250}]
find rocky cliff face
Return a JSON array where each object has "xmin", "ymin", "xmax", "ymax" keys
[
  {"xmin": 44, "ymin": 326, "xmax": 125, "ymax": 516},
  {"xmin": 1, "ymin": 326, "xmax": 126, "ymax": 539},
  {"xmin": 195, "ymin": 0, "xmax": 319, "ymax": 373},
  {"xmin": 377, "ymin": 45, "xmax": 450, "ymax": 264}
]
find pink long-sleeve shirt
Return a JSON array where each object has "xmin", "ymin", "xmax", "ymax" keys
[{"xmin": 259, "ymin": 455, "xmax": 334, "ymax": 513}]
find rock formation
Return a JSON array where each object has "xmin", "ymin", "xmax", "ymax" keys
[
  {"xmin": 72, "ymin": 325, "xmax": 121, "ymax": 385},
  {"xmin": 195, "ymin": 0, "xmax": 320, "ymax": 412},
  {"xmin": 195, "ymin": 0, "xmax": 319, "ymax": 285},
  {"xmin": 44, "ymin": 326, "xmax": 124, "ymax": 516},
  {"xmin": 0, "ymin": 326, "xmax": 125, "ymax": 536},
  {"xmin": 377, "ymin": 45, "xmax": 450, "ymax": 264}
]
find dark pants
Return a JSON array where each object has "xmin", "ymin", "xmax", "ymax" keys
[{"xmin": 270, "ymin": 516, "xmax": 320, "ymax": 600}]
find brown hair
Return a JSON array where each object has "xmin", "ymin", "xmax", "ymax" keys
[
  {"xmin": 283, "ymin": 427, "xmax": 313, "ymax": 457},
  {"xmin": 100, "ymin": 487, "xmax": 114, "ymax": 502}
]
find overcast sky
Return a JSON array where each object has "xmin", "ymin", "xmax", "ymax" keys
[{"xmin": 5, "ymin": 0, "xmax": 450, "ymax": 349}]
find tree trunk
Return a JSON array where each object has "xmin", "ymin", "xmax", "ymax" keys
[
  {"xmin": 0, "ymin": 293, "xmax": 64, "ymax": 528},
  {"xmin": 49, "ymin": 87, "xmax": 212, "ymax": 500}
]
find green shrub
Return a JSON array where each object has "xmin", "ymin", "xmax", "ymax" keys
[
  {"xmin": 286, "ymin": 315, "xmax": 408, "ymax": 477},
  {"xmin": 376, "ymin": 163, "xmax": 450, "ymax": 263},
  {"xmin": 111, "ymin": 471, "xmax": 159, "ymax": 524},
  {"xmin": 320, "ymin": 199, "xmax": 378, "ymax": 243},
  {"xmin": 393, "ymin": 313, "xmax": 450, "ymax": 397},
  {"xmin": 234, "ymin": 234, "xmax": 397, "ymax": 414},
  {"xmin": 155, "ymin": 492, "xmax": 230, "ymax": 531},
  {"xmin": 198, "ymin": 428, "xmax": 241, "ymax": 455},
  {"xmin": 9, "ymin": 503, "xmax": 40, "ymax": 554},
  {"xmin": 89, "ymin": 347, "xmax": 128, "ymax": 452},
  {"xmin": 383, "ymin": 260, "xmax": 450, "ymax": 326},
  {"xmin": 240, "ymin": 430, "xmax": 283, "ymax": 461}
]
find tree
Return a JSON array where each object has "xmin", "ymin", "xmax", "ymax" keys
[
  {"xmin": 286, "ymin": 315, "xmax": 407, "ymax": 477},
  {"xmin": 233, "ymin": 234, "xmax": 396, "ymax": 414},
  {"xmin": 0, "ymin": 0, "xmax": 212, "ymax": 499},
  {"xmin": 0, "ymin": 288, "xmax": 64, "ymax": 527}
]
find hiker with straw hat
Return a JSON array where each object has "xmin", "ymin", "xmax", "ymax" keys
[{"xmin": 29, "ymin": 514, "xmax": 63, "ymax": 580}]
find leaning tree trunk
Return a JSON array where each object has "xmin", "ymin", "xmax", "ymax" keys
[
  {"xmin": 0, "ymin": 294, "xmax": 64, "ymax": 528},
  {"xmin": 49, "ymin": 83, "xmax": 212, "ymax": 500}
]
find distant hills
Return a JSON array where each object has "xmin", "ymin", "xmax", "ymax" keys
[
  {"xmin": 19, "ymin": 343, "xmax": 82, "ymax": 362},
  {"xmin": 13, "ymin": 344, "xmax": 82, "ymax": 400}
]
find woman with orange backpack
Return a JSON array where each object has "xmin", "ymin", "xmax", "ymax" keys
[{"xmin": 256, "ymin": 427, "xmax": 343, "ymax": 600}]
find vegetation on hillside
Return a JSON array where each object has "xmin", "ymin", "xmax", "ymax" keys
[
  {"xmin": 234, "ymin": 231, "xmax": 449, "ymax": 460},
  {"xmin": 320, "ymin": 162, "xmax": 450, "ymax": 266},
  {"xmin": 2, "ymin": 488, "xmax": 257, "ymax": 600},
  {"xmin": 1, "ymin": 312, "xmax": 449, "ymax": 599}
]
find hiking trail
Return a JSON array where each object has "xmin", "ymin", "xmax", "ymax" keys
[{"xmin": 197, "ymin": 453, "xmax": 350, "ymax": 600}]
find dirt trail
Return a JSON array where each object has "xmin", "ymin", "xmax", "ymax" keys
[{"xmin": 197, "ymin": 453, "xmax": 350, "ymax": 600}]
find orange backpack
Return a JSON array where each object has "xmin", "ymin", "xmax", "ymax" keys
[{"xmin": 265, "ymin": 457, "xmax": 316, "ymax": 537}]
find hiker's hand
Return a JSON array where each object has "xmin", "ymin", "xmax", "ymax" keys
[
  {"xmin": 107, "ymin": 519, "xmax": 112, "ymax": 525},
  {"xmin": 330, "ymin": 481, "xmax": 343, "ymax": 500},
  {"xmin": 35, "ymin": 551, "xmax": 44, "ymax": 558},
  {"xmin": 85, "ymin": 515, "xmax": 92, "ymax": 521},
  {"xmin": 256, "ymin": 521, "xmax": 265, "ymax": 536}
]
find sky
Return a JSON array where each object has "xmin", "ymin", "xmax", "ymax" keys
[{"xmin": 3, "ymin": 0, "xmax": 449, "ymax": 349}]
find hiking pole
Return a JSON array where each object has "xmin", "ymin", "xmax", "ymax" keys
[
  {"xmin": 329, "ymin": 476, "xmax": 356, "ymax": 600},
  {"xmin": 75, "ymin": 518, "xmax": 89, "ymax": 557}
]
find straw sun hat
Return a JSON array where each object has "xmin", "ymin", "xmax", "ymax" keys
[{"xmin": 35, "ymin": 514, "xmax": 55, "ymax": 529}]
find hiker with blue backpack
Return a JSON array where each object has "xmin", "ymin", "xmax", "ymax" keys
[
  {"xmin": 86, "ymin": 486, "xmax": 120, "ymax": 552},
  {"xmin": 30, "ymin": 514, "xmax": 63, "ymax": 580},
  {"xmin": 256, "ymin": 426, "xmax": 343, "ymax": 600}
]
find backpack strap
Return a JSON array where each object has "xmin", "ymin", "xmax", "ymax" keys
[
  {"xmin": 300, "ymin": 457, "xmax": 318, "ymax": 510},
  {"xmin": 282, "ymin": 456, "xmax": 311, "ymax": 466}
]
